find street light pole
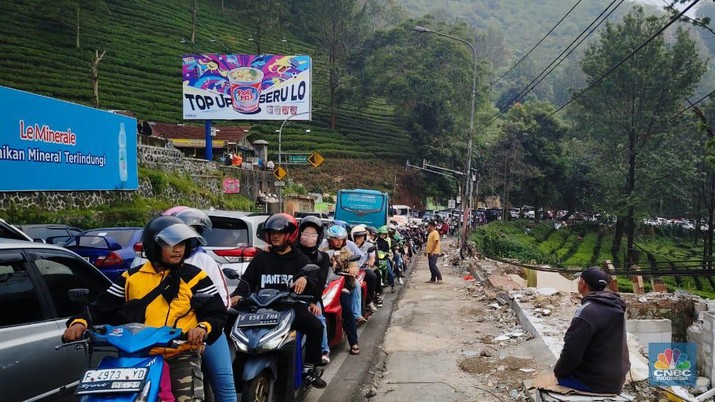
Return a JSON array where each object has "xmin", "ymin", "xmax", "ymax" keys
[
  {"xmin": 277, "ymin": 110, "xmax": 312, "ymax": 212},
  {"xmin": 415, "ymin": 25, "xmax": 478, "ymax": 249}
]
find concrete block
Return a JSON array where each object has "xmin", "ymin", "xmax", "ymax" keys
[
  {"xmin": 627, "ymin": 319, "xmax": 671, "ymax": 334},
  {"xmin": 535, "ymin": 270, "xmax": 578, "ymax": 293}
]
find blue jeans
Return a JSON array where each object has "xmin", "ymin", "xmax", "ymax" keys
[
  {"xmin": 351, "ymin": 285, "xmax": 362, "ymax": 319},
  {"xmin": 203, "ymin": 332, "xmax": 237, "ymax": 402},
  {"xmin": 340, "ymin": 292, "xmax": 358, "ymax": 346},
  {"xmin": 386, "ymin": 260, "xmax": 395, "ymax": 286},
  {"xmin": 557, "ymin": 375, "xmax": 594, "ymax": 392},
  {"xmin": 316, "ymin": 307, "xmax": 330, "ymax": 354}
]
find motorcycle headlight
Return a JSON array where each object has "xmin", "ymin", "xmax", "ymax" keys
[
  {"xmin": 322, "ymin": 285, "xmax": 339, "ymax": 307},
  {"xmin": 230, "ymin": 327, "xmax": 249, "ymax": 352},
  {"xmin": 257, "ymin": 314, "xmax": 292, "ymax": 352}
]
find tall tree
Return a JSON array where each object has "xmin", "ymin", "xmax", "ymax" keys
[
  {"xmin": 190, "ymin": 0, "xmax": 197, "ymax": 43},
  {"xmin": 240, "ymin": 0, "xmax": 279, "ymax": 54},
  {"xmin": 89, "ymin": 49, "xmax": 106, "ymax": 107},
  {"xmin": 41, "ymin": 0, "xmax": 106, "ymax": 48},
  {"xmin": 576, "ymin": 7, "xmax": 705, "ymax": 267},
  {"xmin": 301, "ymin": 0, "xmax": 368, "ymax": 130}
]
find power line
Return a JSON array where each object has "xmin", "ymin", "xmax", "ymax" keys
[
  {"xmin": 490, "ymin": 0, "xmax": 583, "ymax": 87},
  {"xmin": 485, "ymin": 0, "xmax": 624, "ymax": 127},
  {"xmin": 520, "ymin": 0, "xmax": 701, "ymax": 133},
  {"xmin": 673, "ymin": 87, "xmax": 715, "ymax": 119}
]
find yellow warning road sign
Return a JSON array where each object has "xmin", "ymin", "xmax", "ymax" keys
[
  {"xmin": 273, "ymin": 166, "xmax": 287, "ymax": 180},
  {"xmin": 308, "ymin": 151, "xmax": 325, "ymax": 168}
]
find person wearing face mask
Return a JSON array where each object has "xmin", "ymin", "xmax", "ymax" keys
[
  {"xmin": 230, "ymin": 213, "xmax": 327, "ymax": 388},
  {"xmin": 63, "ymin": 216, "xmax": 227, "ymax": 401}
]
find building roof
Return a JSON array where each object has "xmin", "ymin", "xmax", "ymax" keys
[{"xmin": 149, "ymin": 122, "xmax": 252, "ymax": 149}]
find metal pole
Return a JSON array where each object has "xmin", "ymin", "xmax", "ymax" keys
[
  {"xmin": 277, "ymin": 110, "xmax": 312, "ymax": 212},
  {"xmin": 415, "ymin": 26, "xmax": 478, "ymax": 247},
  {"xmin": 204, "ymin": 120, "xmax": 213, "ymax": 161}
]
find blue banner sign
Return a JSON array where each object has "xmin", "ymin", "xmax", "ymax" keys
[{"xmin": 0, "ymin": 86, "xmax": 138, "ymax": 191}]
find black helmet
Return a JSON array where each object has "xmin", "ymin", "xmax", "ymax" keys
[
  {"xmin": 299, "ymin": 216, "xmax": 324, "ymax": 244},
  {"xmin": 143, "ymin": 216, "xmax": 206, "ymax": 267},
  {"xmin": 262, "ymin": 213, "xmax": 299, "ymax": 245}
]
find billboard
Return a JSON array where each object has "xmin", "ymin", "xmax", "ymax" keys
[
  {"xmin": 182, "ymin": 54, "xmax": 312, "ymax": 120},
  {"xmin": 0, "ymin": 86, "xmax": 138, "ymax": 191}
]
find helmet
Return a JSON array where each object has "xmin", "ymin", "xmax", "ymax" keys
[
  {"xmin": 387, "ymin": 223, "xmax": 397, "ymax": 231},
  {"xmin": 298, "ymin": 216, "xmax": 324, "ymax": 245},
  {"xmin": 162, "ymin": 205, "xmax": 189, "ymax": 216},
  {"xmin": 262, "ymin": 213, "xmax": 299, "ymax": 245},
  {"xmin": 351, "ymin": 224, "xmax": 368, "ymax": 240},
  {"xmin": 143, "ymin": 216, "xmax": 206, "ymax": 267},
  {"xmin": 170, "ymin": 208, "xmax": 212, "ymax": 235},
  {"xmin": 377, "ymin": 225, "xmax": 389, "ymax": 235},
  {"xmin": 326, "ymin": 225, "xmax": 348, "ymax": 240},
  {"xmin": 366, "ymin": 226, "xmax": 378, "ymax": 235}
]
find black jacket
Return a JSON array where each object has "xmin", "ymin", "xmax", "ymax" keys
[
  {"xmin": 554, "ymin": 291, "xmax": 630, "ymax": 394},
  {"xmin": 297, "ymin": 245, "xmax": 331, "ymax": 302},
  {"xmin": 232, "ymin": 247, "xmax": 317, "ymax": 298}
]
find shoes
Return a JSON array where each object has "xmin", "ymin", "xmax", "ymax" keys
[
  {"xmin": 436, "ymin": 280, "xmax": 444, "ymax": 284},
  {"xmin": 356, "ymin": 316, "xmax": 368, "ymax": 326},
  {"xmin": 303, "ymin": 367, "xmax": 327, "ymax": 389},
  {"xmin": 322, "ymin": 353, "xmax": 331, "ymax": 365},
  {"xmin": 391, "ymin": 286, "xmax": 396, "ymax": 294},
  {"xmin": 367, "ymin": 302, "xmax": 378, "ymax": 313},
  {"xmin": 398, "ymin": 277, "xmax": 404, "ymax": 285},
  {"xmin": 425, "ymin": 280, "xmax": 435, "ymax": 284},
  {"xmin": 375, "ymin": 295, "xmax": 383, "ymax": 307}
]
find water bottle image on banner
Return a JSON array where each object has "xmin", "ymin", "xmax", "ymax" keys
[{"xmin": 118, "ymin": 122, "xmax": 128, "ymax": 184}]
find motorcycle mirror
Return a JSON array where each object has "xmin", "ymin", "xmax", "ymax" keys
[
  {"xmin": 348, "ymin": 254, "xmax": 361, "ymax": 262},
  {"xmin": 222, "ymin": 267, "xmax": 240, "ymax": 280},
  {"xmin": 301, "ymin": 264, "xmax": 320, "ymax": 274},
  {"xmin": 68, "ymin": 288, "xmax": 91, "ymax": 305}
]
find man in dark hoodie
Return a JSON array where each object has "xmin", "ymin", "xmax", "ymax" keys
[
  {"xmin": 230, "ymin": 213, "xmax": 327, "ymax": 389},
  {"xmin": 554, "ymin": 267, "xmax": 630, "ymax": 394}
]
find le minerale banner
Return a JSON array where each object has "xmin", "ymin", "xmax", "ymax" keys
[
  {"xmin": 0, "ymin": 86, "xmax": 138, "ymax": 191},
  {"xmin": 182, "ymin": 54, "xmax": 312, "ymax": 120}
]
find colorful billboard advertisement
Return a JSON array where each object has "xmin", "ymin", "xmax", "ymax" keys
[
  {"xmin": 0, "ymin": 86, "xmax": 138, "ymax": 191},
  {"xmin": 182, "ymin": 54, "xmax": 312, "ymax": 120}
]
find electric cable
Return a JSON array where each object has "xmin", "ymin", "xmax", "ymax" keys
[{"xmin": 490, "ymin": 0, "xmax": 584, "ymax": 87}]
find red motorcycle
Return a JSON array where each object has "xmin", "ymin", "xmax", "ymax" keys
[{"xmin": 321, "ymin": 273, "xmax": 347, "ymax": 348}]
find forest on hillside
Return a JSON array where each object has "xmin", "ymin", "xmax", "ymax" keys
[{"xmin": 4, "ymin": 0, "xmax": 715, "ymax": 268}]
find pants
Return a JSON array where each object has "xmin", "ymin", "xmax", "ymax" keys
[
  {"xmin": 374, "ymin": 268, "xmax": 383, "ymax": 294},
  {"xmin": 386, "ymin": 260, "xmax": 395, "ymax": 286},
  {"xmin": 167, "ymin": 350, "xmax": 203, "ymax": 402},
  {"xmin": 340, "ymin": 292, "xmax": 358, "ymax": 347},
  {"xmin": 428, "ymin": 254, "xmax": 442, "ymax": 281},
  {"xmin": 363, "ymin": 268, "xmax": 377, "ymax": 305},
  {"xmin": 291, "ymin": 304, "xmax": 323, "ymax": 366},
  {"xmin": 316, "ymin": 307, "xmax": 330, "ymax": 354},
  {"xmin": 557, "ymin": 375, "xmax": 594, "ymax": 392},
  {"xmin": 202, "ymin": 332, "xmax": 237, "ymax": 402},
  {"xmin": 351, "ymin": 285, "xmax": 363, "ymax": 319}
]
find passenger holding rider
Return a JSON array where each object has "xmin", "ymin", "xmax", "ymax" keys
[
  {"xmin": 294, "ymin": 216, "xmax": 333, "ymax": 364},
  {"xmin": 230, "ymin": 213, "xmax": 327, "ymax": 388},
  {"xmin": 63, "ymin": 216, "xmax": 228, "ymax": 401}
]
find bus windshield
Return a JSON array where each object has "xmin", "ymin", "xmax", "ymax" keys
[{"xmin": 334, "ymin": 189, "xmax": 389, "ymax": 228}]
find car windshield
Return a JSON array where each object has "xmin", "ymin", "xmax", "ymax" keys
[
  {"xmin": 204, "ymin": 218, "xmax": 250, "ymax": 247},
  {"xmin": 82, "ymin": 229, "xmax": 136, "ymax": 248}
]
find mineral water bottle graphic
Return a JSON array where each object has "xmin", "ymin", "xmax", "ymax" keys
[{"xmin": 118, "ymin": 123, "xmax": 128, "ymax": 183}]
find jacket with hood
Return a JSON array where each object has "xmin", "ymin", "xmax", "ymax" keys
[
  {"xmin": 554, "ymin": 291, "xmax": 630, "ymax": 394},
  {"xmin": 296, "ymin": 243, "xmax": 331, "ymax": 302},
  {"xmin": 232, "ymin": 246, "xmax": 317, "ymax": 298}
]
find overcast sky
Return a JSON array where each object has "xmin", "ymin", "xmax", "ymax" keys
[{"xmin": 629, "ymin": 0, "xmax": 698, "ymax": 18}]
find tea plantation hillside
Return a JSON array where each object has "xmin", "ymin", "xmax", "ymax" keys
[{"xmin": 0, "ymin": 0, "xmax": 413, "ymax": 160}]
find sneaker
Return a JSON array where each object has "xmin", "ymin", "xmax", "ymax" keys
[
  {"xmin": 356, "ymin": 316, "xmax": 368, "ymax": 326},
  {"xmin": 304, "ymin": 368, "xmax": 327, "ymax": 389},
  {"xmin": 367, "ymin": 302, "xmax": 378, "ymax": 313},
  {"xmin": 436, "ymin": 280, "xmax": 444, "ymax": 284},
  {"xmin": 398, "ymin": 277, "xmax": 404, "ymax": 285},
  {"xmin": 391, "ymin": 286, "xmax": 396, "ymax": 293},
  {"xmin": 425, "ymin": 280, "xmax": 435, "ymax": 284},
  {"xmin": 321, "ymin": 353, "xmax": 331, "ymax": 365}
]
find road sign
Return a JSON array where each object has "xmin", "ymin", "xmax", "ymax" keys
[
  {"xmin": 274, "ymin": 181, "xmax": 286, "ymax": 187},
  {"xmin": 308, "ymin": 151, "xmax": 324, "ymax": 168},
  {"xmin": 273, "ymin": 166, "xmax": 287, "ymax": 180},
  {"xmin": 448, "ymin": 199, "xmax": 456, "ymax": 209},
  {"xmin": 288, "ymin": 154, "xmax": 310, "ymax": 164}
]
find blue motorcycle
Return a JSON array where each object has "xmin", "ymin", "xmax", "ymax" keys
[{"xmin": 57, "ymin": 288, "xmax": 210, "ymax": 401}]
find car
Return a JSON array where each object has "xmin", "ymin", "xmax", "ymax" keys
[
  {"xmin": 0, "ymin": 239, "xmax": 112, "ymax": 401},
  {"xmin": 61, "ymin": 227, "xmax": 143, "ymax": 282},
  {"xmin": 294, "ymin": 211, "xmax": 328, "ymax": 219},
  {"xmin": 17, "ymin": 223, "xmax": 83, "ymax": 243},
  {"xmin": 508, "ymin": 208, "xmax": 520, "ymax": 220},
  {"xmin": 202, "ymin": 210, "xmax": 270, "ymax": 291},
  {"xmin": 0, "ymin": 218, "xmax": 33, "ymax": 241}
]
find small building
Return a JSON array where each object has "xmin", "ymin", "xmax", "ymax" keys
[{"xmin": 149, "ymin": 122, "xmax": 254, "ymax": 163}]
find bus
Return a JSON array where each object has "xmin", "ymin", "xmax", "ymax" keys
[{"xmin": 334, "ymin": 189, "xmax": 390, "ymax": 228}]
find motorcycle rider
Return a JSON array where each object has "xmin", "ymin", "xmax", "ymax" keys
[
  {"xmin": 376, "ymin": 225, "xmax": 396, "ymax": 293},
  {"xmin": 319, "ymin": 225, "xmax": 366, "ymax": 325},
  {"xmin": 351, "ymin": 224, "xmax": 379, "ymax": 313},
  {"xmin": 230, "ymin": 213, "xmax": 327, "ymax": 388},
  {"xmin": 322, "ymin": 224, "xmax": 361, "ymax": 355},
  {"xmin": 295, "ymin": 216, "xmax": 333, "ymax": 364},
  {"xmin": 63, "ymin": 216, "xmax": 228, "ymax": 401},
  {"xmin": 387, "ymin": 223, "xmax": 405, "ymax": 284}
]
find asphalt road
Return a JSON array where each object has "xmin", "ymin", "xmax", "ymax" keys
[{"xmin": 301, "ymin": 257, "xmax": 415, "ymax": 402}]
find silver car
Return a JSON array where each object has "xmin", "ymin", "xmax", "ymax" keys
[{"xmin": 0, "ymin": 239, "xmax": 111, "ymax": 401}]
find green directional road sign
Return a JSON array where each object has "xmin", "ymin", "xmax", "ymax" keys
[{"xmin": 288, "ymin": 154, "xmax": 310, "ymax": 164}]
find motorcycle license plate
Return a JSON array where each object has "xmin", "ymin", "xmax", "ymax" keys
[
  {"xmin": 238, "ymin": 312, "xmax": 279, "ymax": 327},
  {"xmin": 76, "ymin": 368, "xmax": 147, "ymax": 395}
]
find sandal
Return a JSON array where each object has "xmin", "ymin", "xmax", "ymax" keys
[{"xmin": 350, "ymin": 345, "xmax": 360, "ymax": 355}]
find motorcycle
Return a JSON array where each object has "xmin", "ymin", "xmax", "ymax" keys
[
  {"xmin": 376, "ymin": 250, "xmax": 394, "ymax": 293},
  {"xmin": 56, "ymin": 288, "xmax": 211, "ymax": 401},
  {"xmin": 224, "ymin": 265, "xmax": 323, "ymax": 402}
]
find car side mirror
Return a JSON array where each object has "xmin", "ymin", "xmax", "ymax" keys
[{"xmin": 68, "ymin": 288, "xmax": 91, "ymax": 305}]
